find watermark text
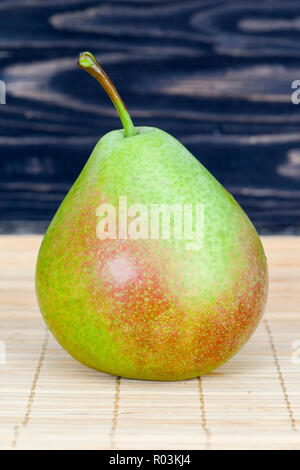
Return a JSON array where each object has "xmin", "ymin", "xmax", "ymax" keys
[
  {"xmin": 96, "ymin": 196, "xmax": 204, "ymax": 251},
  {"xmin": 291, "ymin": 340, "xmax": 300, "ymax": 365},
  {"xmin": 0, "ymin": 341, "xmax": 6, "ymax": 364},
  {"xmin": 0, "ymin": 81, "xmax": 6, "ymax": 104}
]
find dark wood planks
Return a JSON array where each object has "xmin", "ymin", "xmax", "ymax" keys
[{"xmin": 0, "ymin": 0, "xmax": 300, "ymax": 233}]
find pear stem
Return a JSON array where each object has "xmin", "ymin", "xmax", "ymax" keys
[{"xmin": 78, "ymin": 52, "xmax": 136, "ymax": 138}]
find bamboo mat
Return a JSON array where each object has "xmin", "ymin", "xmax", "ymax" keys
[{"xmin": 0, "ymin": 235, "xmax": 299, "ymax": 450}]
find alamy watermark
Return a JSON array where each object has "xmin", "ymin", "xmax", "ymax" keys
[
  {"xmin": 291, "ymin": 340, "xmax": 300, "ymax": 365},
  {"xmin": 291, "ymin": 80, "xmax": 300, "ymax": 104},
  {"xmin": 0, "ymin": 80, "xmax": 6, "ymax": 104},
  {"xmin": 96, "ymin": 196, "xmax": 204, "ymax": 251},
  {"xmin": 0, "ymin": 341, "xmax": 6, "ymax": 364}
]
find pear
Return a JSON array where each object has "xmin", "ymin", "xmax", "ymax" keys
[{"xmin": 35, "ymin": 52, "xmax": 268, "ymax": 381}]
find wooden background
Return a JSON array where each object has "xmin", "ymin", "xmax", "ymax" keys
[{"xmin": 1, "ymin": 0, "xmax": 300, "ymax": 234}]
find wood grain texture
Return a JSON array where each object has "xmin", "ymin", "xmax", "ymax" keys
[
  {"xmin": 0, "ymin": 1, "xmax": 300, "ymax": 233},
  {"xmin": 0, "ymin": 235, "xmax": 300, "ymax": 450}
]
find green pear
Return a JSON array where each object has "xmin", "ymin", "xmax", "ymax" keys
[{"xmin": 35, "ymin": 52, "xmax": 268, "ymax": 381}]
